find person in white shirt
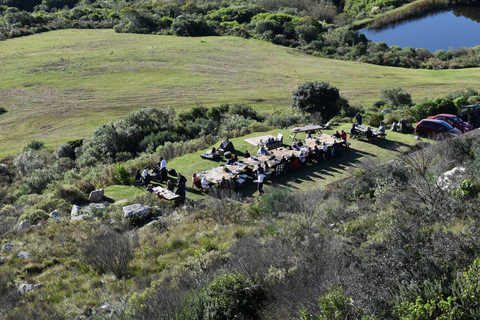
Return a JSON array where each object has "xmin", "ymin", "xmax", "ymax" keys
[
  {"xmin": 141, "ymin": 166, "xmax": 149, "ymax": 179},
  {"xmin": 257, "ymin": 146, "xmax": 269, "ymax": 155},
  {"xmin": 378, "ymin": 122, "xmax": 386, "ymax": 134},
  {"xmin": 257, "ymin": 173, "xmax": 265, "ymax": 195},
  {"xmin": 160, "ymin": 157, "xmax": 167, "ymax": 182}
]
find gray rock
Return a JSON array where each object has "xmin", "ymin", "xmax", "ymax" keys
[
  {"xmin": 71, "ymin": 205, "xmax": 82, "ymax": 216},
  {"xmin": 18, "ymin": 251, "xmax": 33, "ymax": 259},
  {"xmin": 89, "ymin": 189, "xmax": 104, "ymax": 202},
  {"xmin": 17, "ymin": 283, "xmax": 43, "ymax": 295},
  {"xmin": 49, "ymin": 210, "xmax": 58, "ymax": 218},
  {"xmin": 3, "ymin": 243, "xmax": 14, "ymax": 251},
  {"xmin": 151, "ymin": 206, "xmax": 162, "ymax": 216},
  {"xmin": 100, "ymin": 302, "xmax": 112, "ymax": 310},
  {"xmin": 123, "ymin": 204, "xmax": 150, "ymax": 218},
  {"xmin": 0, "ymin": 256, "xmax": 6, "ymax": 265},
  {"xmin": 71, "ymin": 214, "xmax": 92, "ymax": 221},
  {"xmin": 381, "ymin": 108, "xmax": 392, "ymax": 114},
  {"xmin": 17, "ymin": 220, "xmax": 31, "ymax": 230}
]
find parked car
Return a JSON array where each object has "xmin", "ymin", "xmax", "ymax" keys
[
  {"xmin": 459, "ymin": 104, "xmax": 480, "ymax": 128},
  {"xmin": 415, "ymin": 119, "xmax": 462, "ymax": 137},
  {"xmin": 427, "ymin": 113, "xmax": 473, "ymax": 133}
]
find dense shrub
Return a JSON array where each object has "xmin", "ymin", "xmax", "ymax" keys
[
  {"xmin": 364, "ymin": 111, "xmax": 384, "ymax": 127},
  {"xmin": 18, "ymin": 208, "xmax": 49, "ymax": 225},
  {"xmin": 380, "ymin": 86, "xmax": 413, "ymax": 108},
  {"xmin": 291, "ymin": 81, "xmax": 344, "ymax": 120},
  {"xmin": 54, "ymin": 184, "xmax": 87, "ymax": 204},
  {"xmin": 204, "ymin": 272, "xmax": 265, "ymax": 319}
]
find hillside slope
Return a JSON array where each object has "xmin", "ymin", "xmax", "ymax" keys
[{"xmin": 1, "ymin": 29, "xmax": 479, "ymax": 155}]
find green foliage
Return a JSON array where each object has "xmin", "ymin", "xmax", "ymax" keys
[
  {"xmin": 451, "ymin": 178, "xmax": 480, "ymax": 200},
  {"xmin": 229, "ymin": 103, "xmax": 262, "ymax": 121},
  {"xmin": 114, "ymin": 163, "xmax": 132, "ymax": 186},
  {"xmin": 18, "ymin": 208, "xmax": 49, "ymax": 224},
  {"xmin": 55, "ymin": 143, "xmax": 75, "ymax": 160},
  {"xmin": 0, "ymin": 107, "xmax": 7, "ymax": 115},
  {"xmin": 413, "ymin": 98, "xmax": 457, "ymax": 121},
  {"xmin": 394, "ymin": 260, "xmax": 480, "ymax": 320},
  {"xmin": 380, "ymin": 86, "xmax": 413, "ymax": 108},
  {"xmin": 265, "ymin": 112, "xmax": 309, "ymax": 128},
  {"xmin": 171, "ymin": 13, "xmax": 212, "ymax": 36},
  {"xmin": 291, "ymin": 81, "xmax": 344, "ymax": 121},
  {"xmin": 24, "ymin": 140, "xmax": 45, "ymax": 151},
  {"xmin": 54, "ymin": 184, "xmax": 87, "ymax": 204},
  {"xmin": 205, "ymin": 272, "xmax": 264, "ymax": 319},
  {"xmin": 207, "ymin": 104, "xmax": 229, "ymax": 123},
  {"xmin": 315, "ymin": 286, "xmax": 359, "ymax": 320},
  {"xmin": 364, "ymin": 111, "xmax": 384, "ymax": 127}
]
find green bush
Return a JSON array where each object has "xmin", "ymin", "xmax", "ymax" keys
[
  {"xmin": 380, "ymin": 86, "xmax": 412, "ymax": 108},
  {"xmin": 205, "ymin": 272, "xmax": 265, "ymax": 319},
  {"xmin": 18, "ymin": 208, "xmax": 49, "ymax": 225},
  {"xmin": 54, "ymin": 184, "xmax": 88, "ymax": 204},
  {"xmin": 364, "ymin": 111, "xmax": 384, "ymax": 127},
  {"xmin": 114, "ymin": 163, "xmax": 133, "ymax": 186},
  {"xmin": 24, "ymin": 140, "xmax": 45, "ymax": 150}
]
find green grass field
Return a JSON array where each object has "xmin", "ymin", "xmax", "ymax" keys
[{"xmin": 1, "ymin": 29, "xmax": 479, "ymax": 155}]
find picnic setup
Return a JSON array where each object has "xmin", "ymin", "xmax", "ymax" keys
[{"xmin": 135, "ymin": 121, "xmax": 389, "ymax": 200}]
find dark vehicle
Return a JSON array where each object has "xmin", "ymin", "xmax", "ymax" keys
[
  {"xmin": 415, "ymin": 119, "xmax": 462, "ymax": 137},
  {"xmin": 459, "ymin": 104, "xmax": 480, "ymax": 128},
  {"xmin": 427, "ymin": 113, "xmax": 473, "ymax": 133}
]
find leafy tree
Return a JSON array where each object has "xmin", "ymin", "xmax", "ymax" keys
[
  {"xmin": 380, "ymin": 86, "xmax": 413, "ymax": 108},
  {"xmin": 291, "ymin": 81, "xmax": 343, "ymax": 121}
]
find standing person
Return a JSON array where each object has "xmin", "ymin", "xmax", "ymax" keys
[
  {"xmin": 257, "ymin": 172, "xmax": 265, "ymax": 195},
  {"xmin": 355, "ymin": 112, "xmax": 363, "ymax": 125},
  {"xmin": 160, "ymin": 157, "xmax": 167, "ymax": 182}
]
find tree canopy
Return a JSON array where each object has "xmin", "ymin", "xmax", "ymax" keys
[{"xmin": 291, "ymin": 81, "xmax": 343, "ymax": 121}]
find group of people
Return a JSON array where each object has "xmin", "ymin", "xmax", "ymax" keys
[{"xmin": 135, "ymin": 156, "xmax": 193, "ymax": 199}]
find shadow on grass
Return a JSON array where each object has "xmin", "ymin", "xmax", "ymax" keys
[
  {"xmin": 229, "ymin": 147, "xmax": 372, "ymax": 199},
  {"xmin": 373, "ymin": 136, "xmax": 412, "ymax": 152}
]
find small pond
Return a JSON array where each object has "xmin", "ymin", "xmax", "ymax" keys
[{"xmin": 360, "ymin": 6, "xmax": 480, "ymax": 52}]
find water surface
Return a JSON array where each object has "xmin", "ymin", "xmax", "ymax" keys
[{"xmin": 360, "ymin": 6, "xmax": 480, "ymax": 52}]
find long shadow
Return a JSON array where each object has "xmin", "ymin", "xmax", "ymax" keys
[
  {"xmin": 370, "ymin": 136, "xmax": 412, "ymax": 151},
  {"xmin": 231, "ymin": 147, "xmax": 373, "ymax": 198}
]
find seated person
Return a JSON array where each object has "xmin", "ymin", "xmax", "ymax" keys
[
  {"xmin": 299, "ymin": 151, "xmax": 306, "ymax": 164},
  {"xmin": 378, "ymin": 122, "xmax": 386, "ymax": 134},
  {"xmin": 256, "ymin": 163, "xmax": 265, "ymax": 176},
  {"xmin": 296, "ymin": 140, "xmax": 303, "ymax": 147},
  {"xmin": 202, "ymin": 147, "xmax": 219, "ymax": 159},
  {"xmin": 350, "ymin": 123, "xmax": 357, "ymax": 137},
  {"xmin": 291, "ymin": 141, "xmax": 301, "ymax": 151},
  {"xmin": 279, "ymin": 156, "xmax": 287, "ymax": 164},
  {"xmin": 218, "ymin": 137, "xmax": 229, "ymax": 150},
  {"xmin": 152, "ymin": 163, "xmax": 161, "ymax": 174},
  {"xmin": 263, "ymin": 161, "xmax": 269, "ymax": 173},
  {"xmin": 201, "ymin": 176, "xmax": 210, "ymax": 191},
  {"xmin": 219, "ymin": 176, "xmax": 228, "ymax": 189},
  {"xmin": 192, "ymin": 173, "xmax": 201, "ymax": 189},
  {"xmin": 134, "ymin": 169, "xmax": 142, "ymax": 183},
  {"xmin": 333, "ymin": 130, "xmax": 341, "ymax": 139},
  {"xmin": 167, "ymin": 180, "xmax": 175, "ymax": 192},
  {"xmin": 365, "ymin": 127, "xmax": 374, "ymax": 141},
  {"xmin": 257, "ymin": 146, "xmax": 269, "ymax": 155},
  {"xmin": 244, "ymin": 150, "xmax": 251, "ymax": 158},
  {"xmin": 207, "ymin": 147, "xmax": 217, "ymax": 155},
  {"xmin": 265, "ymin": 137, "xmax": 272, "ymax": 146},
  {"xmin": 340, "ymin": 130, "xmax": 347, "ymax": 141},
  {"xmin": 226, "ymin": 154, "xmax": 239, "ymax": 165},
  {"xmin": 146, "ymin": 184, "xmax": 154, "ymax": 193}
]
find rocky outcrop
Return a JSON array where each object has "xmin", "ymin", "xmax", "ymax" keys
[
  {"xmin": 123, "ymin": 204, "xmax": 150, "ymax": 218},
  {"xmin": 88, "ymin": 189, "xmax": 104, "ymax": 202},
  {"xmin": 17, "ymin": 220, "xmax": 31, "ymax": 230}
]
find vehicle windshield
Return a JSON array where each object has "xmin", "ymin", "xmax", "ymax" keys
[
  {"xmin": 443, "ymin": 122, "xmax": 454, "ymax": 130},
  {"xmin": 451, "ymin": 116, "xmax": 462, "ymax": 124}
]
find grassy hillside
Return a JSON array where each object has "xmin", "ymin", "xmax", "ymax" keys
[{"xmin": 1, "ymin": 29, "xmax": 479, "ymax": 155}]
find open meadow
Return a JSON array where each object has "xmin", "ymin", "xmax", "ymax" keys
[{"xmin": 1, "ymin": 29, "xmax": 479, "ymax": 155}]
